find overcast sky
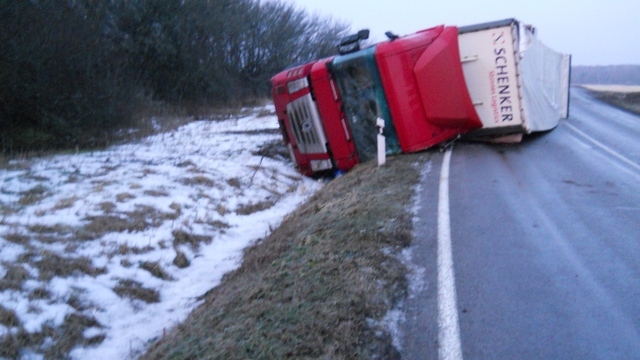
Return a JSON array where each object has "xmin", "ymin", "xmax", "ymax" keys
[{"xmin": 286, "ymin": 0, "xmax": 639, "ymax": 66}]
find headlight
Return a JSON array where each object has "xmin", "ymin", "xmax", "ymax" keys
[{"xmin": 287, "ymin": 78, "xmax": 309, "ymax": 94}]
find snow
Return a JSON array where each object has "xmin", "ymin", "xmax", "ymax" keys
[{"xmin": 0, "ymin": 108, "xmax": 323, "ymax": 359}]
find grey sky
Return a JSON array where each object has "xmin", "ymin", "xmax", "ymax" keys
[{"xmin": 287, "ymin": 0, "xmax": 639, "ymax": 66}]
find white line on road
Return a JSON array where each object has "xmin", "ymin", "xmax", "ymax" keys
[
  {"xmin": 565, "ymin": 122, "xmax": 640, "ymax": 173},
  {"xmin": 438, "ymin": 148, "xmax": 463, "ymax": 360}
]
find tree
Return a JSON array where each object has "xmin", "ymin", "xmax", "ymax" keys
[
  {"xmin": 0, "ymin": 0, "xmax": 351, "ymax": 153},
  {"xmin": 0, "ymin": 0, "xmax": 137, "ymax": 152}
]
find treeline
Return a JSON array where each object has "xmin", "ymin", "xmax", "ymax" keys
[
  {"xmin": 571, "ymin": 65, "xmax": 640, "ymax": 85},
  {"xmin": 0, "ymin": 0, "xmax": 349, "ymax": 153}
]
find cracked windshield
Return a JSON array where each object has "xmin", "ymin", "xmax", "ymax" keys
[{"xmin": 330, "ymin": 48, "xmax": 400, "ymax": 162}]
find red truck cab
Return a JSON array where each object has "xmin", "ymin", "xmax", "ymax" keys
[
  {"xmin": 271, "ymin": 25, "xmax": 490, "ymax": 176},
  {"xmin": 374, "ymin": 25, "xmax": 483, "ymax": 152},
  {"xmin": 271, "ymin": 59, "xmax": 359, "ymax": 176}
]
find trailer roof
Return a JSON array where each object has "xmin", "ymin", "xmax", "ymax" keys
[{"xmin": 458, "ymin": 18, "xmax": 516, "ymax": 34}]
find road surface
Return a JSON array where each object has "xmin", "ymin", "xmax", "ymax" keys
[{"xmin": 401, "ymin": 88, "xmax": 640, "ymax": 359}]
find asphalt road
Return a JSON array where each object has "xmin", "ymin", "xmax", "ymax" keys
[{"xmin": 401, "ymin": 88, "xmax": 640, "ymax": 360}]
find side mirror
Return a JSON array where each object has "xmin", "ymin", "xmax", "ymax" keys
[{"xmin": 338, "ymin": 29, "xmax": 370, "ymax": 55}]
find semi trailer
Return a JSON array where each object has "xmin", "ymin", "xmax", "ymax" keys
[{"xmin": 271, "ymin": 18, "xmax": 571, "ymax": 176}]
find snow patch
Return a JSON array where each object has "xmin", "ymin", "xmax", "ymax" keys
[{"xmin": 0, "ymin": 108, "xmax": 323, "ymax": 359}]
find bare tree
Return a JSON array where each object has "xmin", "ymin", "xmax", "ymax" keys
[{"xmin": 0, "ymin": 0, "xmax": 350, "ymax": 153}]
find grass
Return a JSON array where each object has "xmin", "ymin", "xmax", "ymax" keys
[
  {"xmin": 252, "ymin": 139, "xmax": 291, "ymax": 162},
  {"xmin": 83, "ymin": 204, "xmax": 178, "ymax": 237},
  {"xmin": 172, "ymin": 250, "xmax": 190, "ymax": 269},
  {"xmin": 113, "ymin": 279, "xmax": 160, "ymax": 304},
  {"xmin": 34, "ymin": 251, "xmax": 107, "ymax": 281},
  {"xmin": 2, "ymin": 232, "xmax": 31, "ymax": 246},
  {"xmin": 144, "ymin": 189, "xmax": 169, "ymax": 197},
  {"xmin": 180, "ymin": 175, "xmax": 216, "ymax": 187},
  {"xmin": 235, "ymin": 199, "xmax": 276, "ymax": 215},
  {"xmin": 28, "ymin": 287, "xmax": 52, "ymax": 300},
  {"xmin": 52, "ymin": 196, "xmax": 79, "ymax": 210},
  {"xmin": 18, "ymin": 185, "xmax": 49, "ymax": 206},
  {"xmin": 172, "ymin": 229, "xmax": 212, "ymax": 251},
  {"xmin": 0, "ymin": 307, "xmax": 104, "ymax": 359},
  {"xmin": 140, "ymin": 261, "xmax": 174, "ymax": 281},
  {"xmin": 0, "ymin": 263, "xmax": 30, "ymax": 291},
  {"xmin": 226, "ymin": 177, "xmax": 242, "ymax": 189},
  {"xmin": 0, "ymin": 263, "xmax": 31, "ymax": 291},
  {"xmin": 0, "ymin": 305, "xmax": 21, "ymax": 327},
  {"xmin": 98, "ymin": 201, "xmax": 116, "ymax": 213},
  {"xmin": 142, "ymin": 152, "xmax": 428, "ymax": 360},
  {"xmin": 116, "ymin": 192, "xmax": 136, "ymax": 202},
  {"xmin": 116, "ymin": 243, "xmax": 155, "ymax": 256}
]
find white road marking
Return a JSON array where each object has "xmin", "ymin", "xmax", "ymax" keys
[
  {"xmin": 438, "ymin": 148, "xmax": 463, "ymax": 360},
  {"xmin": 565, "ymin": 122, "xmax": 640, "ymax": 173}
]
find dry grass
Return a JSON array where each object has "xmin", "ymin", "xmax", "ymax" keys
[
  {"xmin": 0, "ymin": 308, "xmax": 103, "ymax": 359},
  {"xmin": 180, "ymin": 175, "xmax": 216, "ymax": 187},
  {"xmin": 0, "ymin": 263, "xmax": 31, "ymax": 291},
  {"xmin": 113, "ymin": 279, "xmax": 160, "ymax": 303},
  {"xmin": 203, "ymin": 219, "xmax": 230, "ymax": 231},
  {"xmin": 42, "ymin": 313, "xmax": 105, "ymax": 359},
  {"xmin": 98, "ymin": 201, "xmax": 116, "ymax": 213},
  {"xmin": 140, "ymin": 261, "xmax": 173, "ymax": 281},
  {"xmin": 173, "ymin": 251, "xmax": 190, "ymax": 269},
  {"xmin": 172, "ymin": 229, "xmax": 212, "ymax": 251},
  {"xmin": 116, "ymin": 192, "xmax": 136, "ymax": 203},
  {"xmin": 252, "ymin": 139, "xmax": 290, "ymax": 161},
  {"xmin": 0, "ymin": 305, "xmax": 21, "ymax": 327},
  {"xmin": 2, "ymin": 232, "xmax": 31, "ymax": 246},
  {"xmin": 235, "ymin": 199, "xmax": 276, "ymax": 215},
  {"xmin": 83, "ymin": 205, "xmax": 178, "ymax": 238},
  {"xmin": 34, "ymin": 251, "xmax": 107, "ymax": 281},
  {"xmin": 18, "ymin": 185, "xmax": 49, "ymax": 206},
  {"xmin": 116, "ymin": 243, "xmax": 155, "ymax": 256},
  {"xmin": 27, "ymin": 223, "xmax": 98, "ymax": 243},
  {"xmin": 84, "ymin": 215, "xmax": 142, "ymax": 235},
  {"xmin": 0, "ymin": 331, "xmax": 27, "ymax": 359},
  {"xmin": 226, "ymin": 177, "xmax": 242, "ymax": 189},
  {"xmin": 28, "ymin": 223, "xmax": 73, "ymax": 235},
  {"xmin": 28, "ymin": 287, "xmax": 51, "ymax": 300},
  {"xmin": 52, "ymin": 196, "xmax": 78, "ymax": 210},
  {"xmin": 45, "ymin": 313, "xmax": 105, "ymax": 352},
  {"xmin": 95, "ymin": 165, "xmax": 120, "ymax": 177},
  {"xmin": 144, "ymin": 189, "xmax": 169, "ymax": 197},
  {"xmin": 22, "ymin": 174, "xmax": 49, "ymax": 182},
  {"xmin": 215, "ymin": 204, "xmax": 229, "ymax": 216},
  {"xmin": 1, "ymin": 202, "xmax": 17, "ymax": 216},
  {"xmin": 176, "ymin": 160, "xmax": 197, "ymax": 168},
  {"xmin": 142, "ymin": 152, "xmax": 427, "ymax": 360}
]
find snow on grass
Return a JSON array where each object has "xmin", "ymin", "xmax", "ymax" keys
[
  {"xmin": 582, "ymin": 84, "xmax": 640, "ymax": 93},
  {"xmin": 0, "ymin": 108, "xmax": 322, "ymax": 359}
]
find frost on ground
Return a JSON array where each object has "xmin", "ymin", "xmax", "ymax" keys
[
  {"xmin": 0, "ymin": 108, "xmax": 322, "ymax": 359},
  {"xmin": 375, "ymin": 161, "xmax": 431, "ymax": 353}
]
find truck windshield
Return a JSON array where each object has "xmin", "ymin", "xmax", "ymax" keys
[{"xmin": 330, "ymin": 47, "xmax": 400, "ymax": 162}]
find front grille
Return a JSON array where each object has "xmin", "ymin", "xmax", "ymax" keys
[{"xmin": 286, "ymin": 94, "xmax": 328, "ymax": 154}]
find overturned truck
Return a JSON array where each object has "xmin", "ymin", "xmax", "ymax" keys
[{"xmin": 271, "ymin": 18, "xmax": 571, "ymax": 176}]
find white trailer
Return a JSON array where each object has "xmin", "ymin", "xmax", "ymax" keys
[{"xmin": 458, "ymin": 19, "xmax": 572, "ymax": 141}]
